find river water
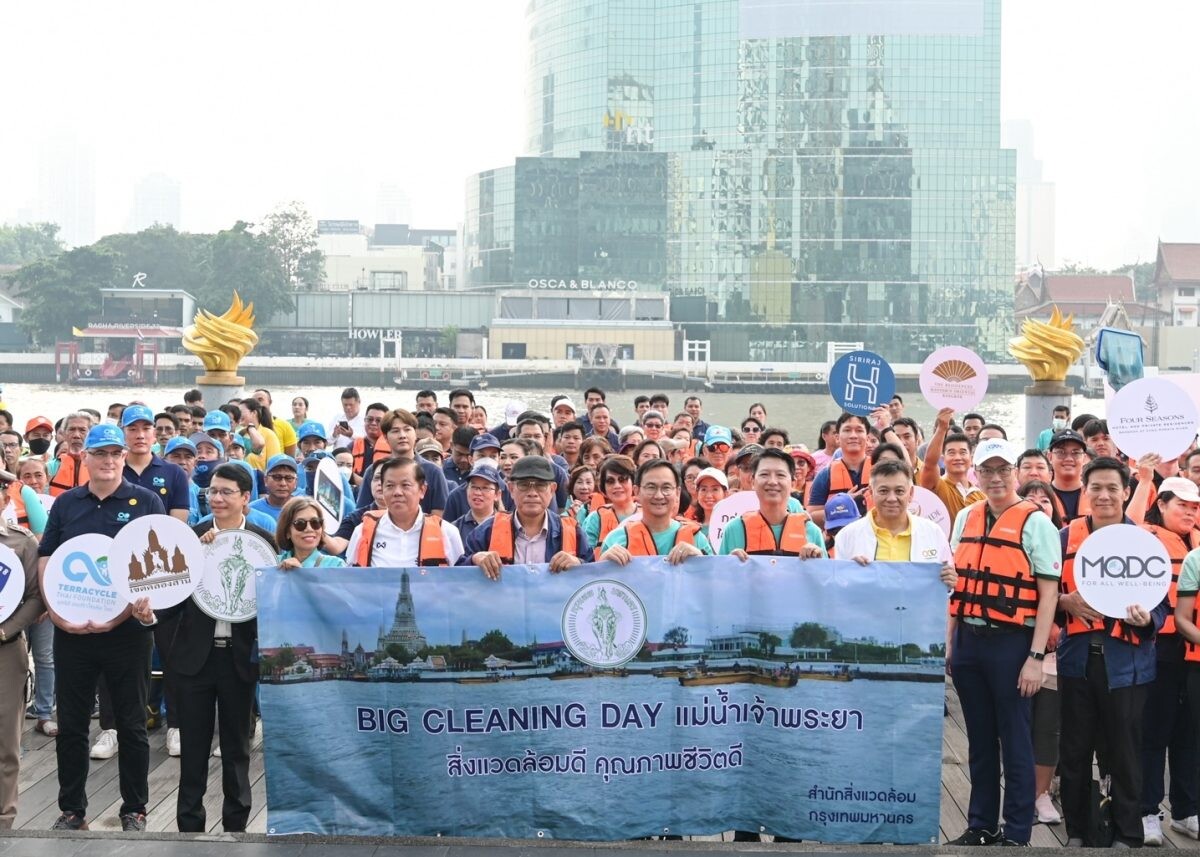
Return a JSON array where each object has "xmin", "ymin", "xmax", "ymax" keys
[{"xmin": 5, "ymin": 383, "xmax": 1106, "ymax": 448}]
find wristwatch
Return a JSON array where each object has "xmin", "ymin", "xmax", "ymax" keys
[{"xmin": 1028, "ymin": 650, "xmax": 1045, "ymax": 661}]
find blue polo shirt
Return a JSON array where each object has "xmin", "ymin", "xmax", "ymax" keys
[
  {"xmin": 124, "ymin": 455, "xmax": 191, "ymax": 514},
  {"xmin": 443, "ymin": 458, "xmax": 472, "ymax": 488},
  {"xmin": 249, "ymin": 496, "xmax": 288, "ymax": 523}
]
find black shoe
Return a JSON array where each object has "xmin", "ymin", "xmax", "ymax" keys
[
  {"xmin": 999, "ymin": 839, "xmax": 1029, "ymax": 847},
  {"xmin": 51, "ymin": 812, "xmax": 88, "ymax": 831},
  {"xmin": 120, "ymin": 812, "xmax": 147, "ymax": 832},
  {"xmin": 947, "ymin": 828, "xmax": 1002, "ymax": 845}
]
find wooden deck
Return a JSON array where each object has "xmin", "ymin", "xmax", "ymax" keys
[{"xmin": 11, "ymin": 682, "xmax": 1200, "ymax": 845}]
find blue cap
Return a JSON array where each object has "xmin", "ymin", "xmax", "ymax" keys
[
  {"xmin": 85, "ymin": 424, "xmax": 126, "ymax": 450},
  {"xmin": 203, "ymin": 411, "xmax": 232, "ymax": 433},
  {"xmin": 824, "ymin": 493, "xmax": 861, "ymax": 530},
  {"xmin": 466, "ymin": 461, "xmax": 505, "ymax": 487},
  {"xmin": 297, "ymin": 420, "xmax": 327, "ymax": 442},
  {"xmin": 120, "ymin": 404, "xmax": 154, "ymax": 427},
  {"xmin": 703, "ymin": 425, "xmax": 733, "ymax": 448},
  {"xmin": 163, "ymin": 436, "xmax": 197, "ymax": 456},
  {"xmin": 231, "ymin": 434, "xmax": 251, "ymax": 452},
  {"xmin": 266, "ymin": 453, "xmax": 298, "ymax": 472},
  {"xmin": 190, "ymin": 431, "xmax": 223, "ymax": 451},
  {"xmin": 303, "ymin": 450, "xmax": 334, "ymax": 467},
  {"xmin": 469, "ymin": 432, "xmax": 501, "ymax": 453}
]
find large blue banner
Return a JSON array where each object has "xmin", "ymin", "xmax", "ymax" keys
[{"xmin": 257, "ymin": 558, "xmax": 947, "ymax": 843}]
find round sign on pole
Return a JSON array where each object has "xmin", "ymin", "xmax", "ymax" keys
[
  {"xmin": 110, "ymin": 515, "xmax": 202, "ymax": 609},
  {"xmin": 828, "ymin": 350, "xmax": 896, "ymax": 416},
  {"xmin": 1107, "ymin": 376, "xmax": 1200, "ymax": 461},
  {"xmin": 0, "ymin": 544, "xmax": 26, "ymax": 624},
  {"xmin": 1073, "ymin": 523, "xmax": 1172, "ymax": 620},
  {"xmin": 193, "ymin": 529, "xmax": 274, "ymax": 622},
  {"xmin": 313, "ymin": 456, "xmax": 345, "ymax": 533},
  {"xmin": 907, "ymin": 486, "xmax": 953, "ymax": 538},
  {"xmin": 710, "ymin": 491, "xmax": 762, "ymax": 553},
  {"xmin": 919, "ymin": 346, "xmax": 989, "ymax": 411},
  {"xmin": 43, "ymin": 534, "xmax": 124, "ymax": 626}
]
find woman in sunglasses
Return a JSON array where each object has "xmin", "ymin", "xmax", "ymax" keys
[{"xmin": 277, "ymin": 497, "xmax": 346, "ymax": 569}]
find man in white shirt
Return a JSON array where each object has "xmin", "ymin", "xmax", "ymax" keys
[
  {"xmin": 326, "ymin": 387, "xmax": 366, "ymax": 451},
  {"xmin": 347, "ymin": 458, "xmax": 463, "ymax": 566}
]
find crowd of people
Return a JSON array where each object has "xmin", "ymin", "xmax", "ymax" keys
[{"xmin": 0, "ymin": 384, "xmax": 1195, "ymax": 847}]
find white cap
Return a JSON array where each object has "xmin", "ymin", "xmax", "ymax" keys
[
  {"xmin": 695, "ymin": 467, "xmax": 729, "ymax": 489},
  {"xmin": 553, "ymin": 397, "xmax": 577, "ymax": 414},
  {"xmin": 504, "ymin": 400, "xmax": 528, "ymax": 427},
  {"xmin": 1160, "ymin": 476, "xmax": 1200, "ymax": 504},
  {"xmin": 973, "ymin": 438, "xmax": 1021, "ymax": 467}
]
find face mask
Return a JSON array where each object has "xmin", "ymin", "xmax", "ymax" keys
[
  {"xmin": 338, "ymin": 465, "xmax": 352, "ymax": 478},
  {"xmin": 104, "ymin": 417, "xmax": 119, "ymax": 426},
  {"xmin": 28, "ymin": 438, "xmax": 51, "ymax": 456},
  {"xmin": 1052, "ymin": 418, "xmax": 1067, "ymax": 431}
]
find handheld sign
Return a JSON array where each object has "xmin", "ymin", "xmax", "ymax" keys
[
  {"xmin": 1073, "ymin": 524, "xmax": 1171, "ymax": 620},
  {"xmin": 193, "ymin": 529, "xmax": 274, "ymax": 623},
  {"xmin": 907, "ymin": 486, "xmax": 953, "ymax": 538},
  {"xmin": 43, "ymin": 534, "xmax": 123, "ymax": 626},
  {"xmin": 710, "ymin": 491, "xmax": 761, "ymax": 553},
  {"xmin": 1107, "ymin": 376, "xmax": 1200, "ymax": 461},
  {"xmin": 313, "ymin": 457, "xmax": 345, "ymax": 533},
  {"xmin": 110, "ymin": 515, "xmax": 202, "ymax": 609},
  {"xmin": 0, "ymin": 544, "xmax": 24, "ymax": 624},
  {"xmin": 828, "ymin": 350, "xmax": 895, "ymax": 416},
  {"xmin": 919, "ymin": 346, "xmax": 989, "ymax": 411}
]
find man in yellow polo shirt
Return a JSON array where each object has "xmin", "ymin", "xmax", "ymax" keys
[
  {"xmin": 835, "ymin": 458, "xmax": 956, "ymax": 584},
  {"xmin": 920, "ymin": 407, "xmax": 985, "ymax": 521}
]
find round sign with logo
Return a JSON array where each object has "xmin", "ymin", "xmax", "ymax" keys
[
  {"xmin": 1107, "ymin": 376, "xmax": 1200, "ymax": 461},
  {"xmin": 0, "ymin": 544, "xmax": 26, "ymax": 624},
  {"xmin": 43, "ymin": 534, "xmax": 124, "ymax": 626},
  {"xmin": 562, "ymin": 578, "xmax": 647, "ymax": 668},
  {"xmin": 313, "ymin": 456, "xmax": 345, "ymax": 533},
  {"xmin": 908, "ymin": 486, "xmax": 953, "ymax": 538},
  {"xmin": 828, "ymin": 350, "xmax": 896, "ymax": 416},
  {"xmin": 709, "ymin": 491, "xmax": 762, "ymax": 553},
  {"xmin": 110, "ymin": 514, "xmax": 203, "ymax": 609},
  {"xmin": 1073, "ymin": 523, "xmax": 1172, "ymax": 619},
  {"xmin": 193, "ymin": 529, "xmax": 274, "ymax": 623},
  {"xmin": 919, "ymin": 346, "xmax": 989, "ymax": 410}
]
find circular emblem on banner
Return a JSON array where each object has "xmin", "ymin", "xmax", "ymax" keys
[
  {"xmin": 919, "ymin": 346, "xmax": 989, "ymax": 410},
  {"xmin": 110, "ymin": 515, "xmax": 202, "ymax": 609},
  {"xmin": 1107, "ymin": 377, "xmax": 1200, "ymax": 461},
  {"xmin": 828, "ymin": 350, "xmax": 896, "ymax": 416},
  {"xmin": 0, "ymin": 544, "xmax": 26, "ymax": 624},
  {"xmin": 908, "ymin": 486, "xmax": 953, "ymax": 538},
  {"xmin": 313, "ymin": 457, "xmax": 345, "ymax": 533},
  {"xmin": 562, "ymin": 579, "xmax": 647, "ymax": 669},
  {"xmin": 193, "ymin": 529, "xmax": 274, "ymax": 623},
  {"xmin": 1073, "ymin": 524, "xmax": 1172, "ymax": 619},
  {"xmin": 43, "ymin": 534, "xmax": 123, "ymax": 626}
]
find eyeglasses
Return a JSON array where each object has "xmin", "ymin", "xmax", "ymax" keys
[
  {"xmin": 291, "ymin": 517, "xmax": 323, "ymax": 532},
  {"xmin": 642, "ymin": 421, "xmax": 663, "ymax": 429},
  {"xmin": 467, "ymin": 483, "xmax": 497, "ymax": 493},
  {"xmin": 741, "ymin": 426, "xmax": 761, "ymax": 434},
  {"xmin": 364, "ymin": 417, "xmax": 383, "ymax": 424},
  {"xmin": 976, "ymin": 465, "xmax": 1014, "ymax": 478},
  {"xmin": 208, "ymin": 488, "xmax": 242, "ymax": 498},
  {"xmin": 604, "ymin": 474, "xmax": 632, "ymax": 486},
  {"xmin": 268, "ymin": 472, "xmax": 297, "ymax": 482},
  {"xmin": 0, "ymin": 442, "xmax": 19, "ymax": 450},
  {"xmin": 706, "ymin": 443, "xmax": 730, "ymax": 453},
  {"xmin": 86, "ymin": 449, "xmax": 124, "ymax": 459},
  {"xmin": 1052, "ymin": 449, "xmax": 1086, "ymax": 458},
  {"xmin": 638, "ymin": 483, "xmax": 676, "ymax": 496}
]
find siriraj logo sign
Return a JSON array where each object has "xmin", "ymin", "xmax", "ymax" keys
[{"xmin": 1073, "ymin": 524, "xmax": 1172, "ymax": 619}]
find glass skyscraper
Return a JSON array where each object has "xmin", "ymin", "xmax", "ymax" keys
[{"xmin": 464, "ymin": 0, "xmax": 1015, "ymax": 362}]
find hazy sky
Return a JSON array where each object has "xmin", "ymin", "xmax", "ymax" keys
[{"xmin": 2, "ymin": 1, "xmax": 1196, "ymax": 269}]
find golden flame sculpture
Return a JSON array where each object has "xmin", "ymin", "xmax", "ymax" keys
[
  {"xmin": 182, "ymin": 292, "xmax": 258, "ymax": 381},
  {"xmin": 1008, "ymin": 306, "xmax": 1084, "ymax": 382}
]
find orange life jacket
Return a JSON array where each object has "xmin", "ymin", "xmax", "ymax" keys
[
  {"xmin": 741, "ymin": 511, "xmax": 811, "ymax": 556},
  {"xmin": 595, "ymin": 503, "xmax": 637, "ymax": 546},
  {"xmin": 353, "ymin": 511, "xmax": 448, "ymax": 567},
  {"xmin": 1141, "ymin": 524, "xmax": 1199, "ymax": 637},
  {"xmin": 951, "ymin": 500, "xmax": 1041, "ymax": 627},
  {"xmin": 624, "ymin": 520, "xmax": 700, "ymax": 556},
  {"xmin": 5, "ymin": 482, "xmax": 28, "ymax": 528},
  {"xmin": 353, "ymin": 437, "xmax": 393, "ymax": 477},
  {"xmin": 588, "ymin": 493, "xmax": 606, "ymax": 513},
  {"xmin": 1061, "ymin": 516, "xmax": 1136, "ymax": 643},
  {"xmin": 1053, "ymin": 483, "xmax": 1091, "ymax": 523},
  {"xmin": 830, "ymin": 458, "xmax": 872, "ymax": 509},
  {"xmin": 487, "ymin": 511, "xmax": 579, "ymax": 562},
  {"xmin": 49, "ymin": 453, "xmax": 88, "ymax": 497}
]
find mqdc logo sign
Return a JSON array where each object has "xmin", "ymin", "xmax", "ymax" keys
[{"xmin": 1074, "ymin": 524, "xmax": 1172, "ymax": 619}]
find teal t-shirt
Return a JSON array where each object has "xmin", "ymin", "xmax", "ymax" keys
[
  {"xmin": 278, "ymin": 549, "xmax": 347, "ymax": 568},
  {"xmin": 583, "ymin": 505, "xmax": 636, "ymax": 548},
  {"xmin": 601, "ymin": 520, "xmax": 714, "ymax": 556},
  {"xmin": 717, "ymin": 516, "xmax": 827, "ymax": 557},
  {"xmin": 1180, "ymin": 548, "xmax": 1200, "ymax": 595}
]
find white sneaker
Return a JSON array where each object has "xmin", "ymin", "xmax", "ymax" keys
[
  {"xmin": 1036, "ymin": 792, "xmax": 1061, "ymax": 824},
  {"xmin": 166, "ymin": 728, "xmax": 181, "ymax": 757},
  {"xmin": 89, "ymin": 729, "xmax": 118, "ymax": 760},
  {"xmin": 1144, "ymin": 814, "xmax": 1164, "ymax": 846},
  {"xmin": 1170, "ymin": 816, "xmax": 1199, "ymax": 840}
]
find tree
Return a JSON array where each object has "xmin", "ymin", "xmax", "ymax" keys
[
  {"xmin": 757, "ymin": 632, "xmax": 782, "ymax": 658},
  {"xmin": 94, "ymin": 225, "xmax": 211, "ymax": 299},
  {"xmin": 478, "ymin": 629, "xmax": 516, "ymax": 655},
  {"xmin": 276, "ymin": 646, "xmax": 297, "ymax": 669},
  {"xmin": 662, "ymin": 626, "xmax": 690, "ymax": 649},
  {"xmin": 385, "ymin": 643, "xmax": 411, "ymax": 663},
  {"xmin": 790, "ymin": 622, "xmax": 829, "ymax": 649},
  {"xmin": 12, "ymin": 246, "xmax": 113, "ymax": 346},
  {"xmin": 204, "ymin": 221, "xmax": 294, "ymax": 324},
  {"xmin": 439, "ymin": 325, "xmax": 459, "ymax": 357},
  {"xmin": 1112, "ymin": 260, "xmax": 1155, "ymax": 303},
  {"xmin": 0, "ymin": 223, "xmax": 63, "ymax": 264},
  {"xmin": 262, "ymin": 201, "xmax": 324, "ymax": 290}
]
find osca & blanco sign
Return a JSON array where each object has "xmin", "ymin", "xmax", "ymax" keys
[{"xmin": 1073, "ymin": 524, "xmax": 1172, "ymax": 619}]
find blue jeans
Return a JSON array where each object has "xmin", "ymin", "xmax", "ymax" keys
[{"xmin": 27, "ymin": 618, "xmax": 54, "ymax": 720}]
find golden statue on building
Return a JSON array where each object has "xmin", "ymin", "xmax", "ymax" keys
[{"xmin": 1008, "ymin": 306, "xmax": 1084, "ymax": 383}]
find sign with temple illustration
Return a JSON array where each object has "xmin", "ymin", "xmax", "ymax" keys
[{"xmin": 110, "ymin": 515, "xmax": 202, "ymax": 608}]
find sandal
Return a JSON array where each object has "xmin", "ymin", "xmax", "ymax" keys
[{"xmin": 36, "ymin": 719, "xmax": 59, "ymax": 737}]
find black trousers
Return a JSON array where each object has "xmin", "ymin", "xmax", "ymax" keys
[
  {"xmin": 1059, "ymin": 653, "xmax": 1147, "ymax": 845},
  {"xmin": 1142, "ymin": 654, "xmax": 1197, "ymax": 818},
  {"xmin": 173, "ymin": 645, "xmax": 255, "ymax": 832},
  {"xmin": 54, "ymin": 628, "xmax": 151, "ymax": 817}
]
